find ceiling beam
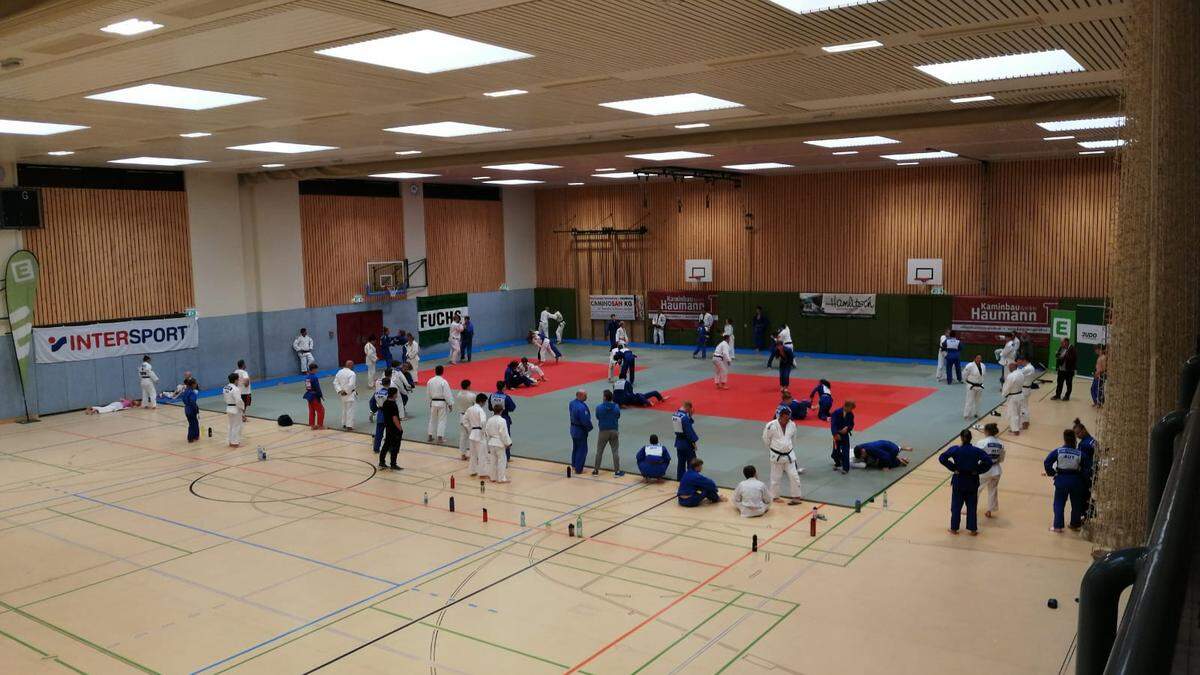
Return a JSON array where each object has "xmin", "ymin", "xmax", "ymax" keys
[{"xmin": 241, "ymin": 95, "xmax": 1121, "ymax": 184}]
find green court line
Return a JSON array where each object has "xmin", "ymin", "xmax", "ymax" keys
[
  {"xmin": 789, "ymin": 509, "xmax": 857, "ymax": 558},
  {"xmin": 47, "ymin": 508, "xmax": 192, "ymax": 554},
  {"xmin": 370, "ymin": 606, "xmax": 579, "ymax": 671},
  {"xmin": 0, "ymin": 450, "xmax": 85, "ymax": 476},
  {"xmin": 18, "ymin": 551, "xmax": 193, "ymax": 609},
  {"xmin": 0, "ymin": 599, "xmax": 158, "ymax": 674},
  {"xmin": 0, "ymin": 625, "xmax": 90, "ymax": 674},
  {"xmin": 714, "ymin": 604, "xmax": 798, "ymax": 674},
  {"xmin": 631, "ymin": 591, "xmax": 744, "ymax": 674},
  {"xmin": 845, "ymin": 473, "xmax": 952, "ymax": 565}
]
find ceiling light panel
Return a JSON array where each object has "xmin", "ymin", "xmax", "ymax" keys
[
  {"xmin": 568, "ymin": 182, "xmax": 585, "ymax": 186},
  {"xmin": 87, "ymin": 83, "xmax": 263, "ymax": 110},
  {"xmin": 916, "ymin": 49, "xmax": 1084, "ymax": 84},
  {"xmin": 1079, "ymin": 151, "xmax": 1105, "ymax": 155},
  {"xmin": 100, "ymin": 18, "xmax": 163, "ymax": 35},
  {"xmin": 722, "ymin": 162, "xmax": 793, "ymax": 170},
  {"xmin": 0, "ymin": 119, "xmax": 88, "ymax": 135},
  {"xmin": 1042, "ymin": 135, "xmax": 1075, "ymax": 141},
  {"xmin": 484, "ymin": 89, "xmax": 527, "ymax": 97},
  {"xmin": 831, "ymin": 151, "xmax": 859, "ymax": 155},
  {"xmin": 179, "ymin": 132, "xmax": 211, "ymax": 138},
  {"xmin": 821, "ymin": 40, "xmax": 883, "ymax": 53},
  {"xmin": 1037, "ymin": 116, "xmax": 1126, "ymax": 131},
  {"xmin": 949, "ymin": 95, "xmax": 995, "ymax": 103},
  {"xmin": 395, "ymin": 150, "xmax": 422, "ymax": 155},
  {"xmin": 47, "ymin": 151, "xmax": 75, "ymax": 156},
  {"xmin": 625, "ymin": 150, "xmax": 712, "ymax": 161},
  {"xmin": 879, "ymin": 150, "xmax": 957, "ymax": 161},
  {"xmin": 261, "ymin": 164, "xmax": 285, "ymax": 168},
  {"xmin": 484, "ymin": 179, "xmax": 543, "ymax": 185},
  {"xmin": 767, "ymin": 0, "xmax": 883, "ymax": 14},
  {"xmin": 482, "ymin": 162, "xmax": 561, "ymax": 171},
  {"xmin": 316, "ymin": 30, "xmax": 532, "ymax": 74},
  {"xmin": 1078, "ymin": 140, "xmax": 1126, "ymax": 149},
  {"xmin": 804, "ymin": 135, "xmax": 899, "ymax": 148},
  {"xmin": 897, "ymin": 162, "xmax": 920, "ymax": 166},
  {"xmin": 384, "ymin": 121, "xmax": 509, "ymax": 137},
  {"xmin": 109, "ymin": 156, "xmax": 206, "ymax": 166},
  {"xmin": 370, "ymin": 172, "xmax": 440, "ymax": 179},
  {"xmin": 592, "ymin": 172, "xmax": 639, "ymax": 178},
  {"xmin": 675, "ymin": 123, "xmax": 710, "ymax": 129},
  {"xmin": 227, "ymin": 142, "xmax": 337, "ymax": 153},
  {"xmin": 600, "ymin": 93, "xmax": 743, "ymax": 116}
]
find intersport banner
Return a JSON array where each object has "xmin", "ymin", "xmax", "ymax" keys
[
  {"xmin": 952, "ymin": 295, "xmax": 1059, "ymax": 346},
  {"xmin": 646, "ymin": 290, "xmax": 718, "ymax": 330},
  {"xmin": 800, "ymin": 292, "xmax": 877, "ymax": 317},
  {"xmin": 34, "ymin": 316, "xmax": 198, "ymax": 363},
  {"xmin": 588, "ymin": 294, "xmax": 637, "ymax": 321},
  {"xmin": 416, "ymin": 293, "xmax": 468, "ymax": 344}
]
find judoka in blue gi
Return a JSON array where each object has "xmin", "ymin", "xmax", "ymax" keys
[
  {"xmin": 943, "ymin": 331, "xmax": 962, "ymax": 385},
  {"xmin": 461, "ymin": 316, "xmax": 475, "ymax": 362},
  {"xmin": 490, "ymin": 381, "xmax": 516, "ymax": 461},
  {"xmin": 776, "ymin": 389, "xmax": 810, "ymax": 420},
  {"xmin": 692, "ymin": 322, "xmax": 708, "ymax": 359},
  {"xmin": 672, "ymin": 402, "xmax": 700, "ymax": 482},
  {"xmin": 1044, "ymin": 428, "xmax": 1092, "ymax": 532},
  {"xmin": 613, "ymin": 379, "xmax": 665, "ymax": 407},
  {"xmin": 852, "ymin": 440, "xmax": 912, "ymax": 470},
  {"xmin": 811, "ymin": 379, "xmax": 834, "ymax": 420},
  {"xmin": 829, "ymin": 400, "xmax": 856, "ymax": 474},
  {"xmin": 619, "ymin": 346, "xmax": 636, "ymax": 384},
  {"xmin": 1073, "ymin": 418, "xmax": 1097, "ymax": 521},
  {"xmin": 504, "ymin": 360, "xmax": 536, "ymax": 389},
  {"xmin": 605, "ymin": 314, "xmax": 620, "ymax": 348},
  {"xmin": 938, "ymin": 429, "xmax": 993, "ymax": 535},
  {"xmin": 677, "ymin": 458, "xmax": 723, "ymax": 507},
  {"xmin": 379, "ymin": 328, "xmax": 393, "ymax": 367},
  {"xmin": 636, "ymin": 434, "xmax": 671, "ymax": 481},
  {"xmin": 568, "ymin": 390, "xmax": 592, "ymax": 473},
  {"xmin": 370, "ymin": 372, "xmax": 390, "ymax": 453},
  {"xmin": 752, "ymin": 306, "xmax": 770, "ymax": 352}
]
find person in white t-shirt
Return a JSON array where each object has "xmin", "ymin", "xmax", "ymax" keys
[{"xmin": 234, "ymin": 360, "xmax": 252, "ymax": 422}]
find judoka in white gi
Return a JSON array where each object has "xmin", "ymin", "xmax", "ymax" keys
[
  {"xmin": 293, "ymin": 328, "xmax": 315, "ymax": 374},
  {"xmin": 465, "ymin": 393, "xmax": 488, "ymax": 477},
  {"xmin": 538, "ymin": 307, "xmax": 552, "ymax": 335},
  {"xmin": 722, "ymin": 319, "xmax": 735, "ymax": 355},
  {"xmin": 484, "ymin": 402, "xmax": 513, "ymax": 482},
  {"xmin": 652, "ymin": 312, "xmax": 666, "ymax": 345},
  {"xmin": 222, "ymin": 373, "xmax": 244, "ymax": 447},
  {"xmin": 1017, "ymin": 356, "xmax": 1037, "ymax": 429},
  {"xmin": 364, "ymin": 337, "xmax": 378, "ymax": 387},
  {"xmin": 553, "ymin": 310, "xmax": 565, "ymax": 344},
  {"xmin": 962, "ymin": 355, "xmax": 986, "ymax": 418},
  {"xmin": 426, "ymin": 365, "xmax": 454, "ymax": 442},
  {"xmin": 455, "ymin": 380, "xmax": 477, "ymax": 460},
  {"xmin": 138, "ymin": 356, "xmax": 159, "ymax": 408},
  {"xmin": 712, "ymin": 335, "xmax": 733, "ymax": 388},
  {"xmin": 531, "ymin": 330, "xmax": 556, "ymax": 364},
  {"xmin": 732, "ymin": 465, "xmax": 771, "ymax": 518},
  {"xmin": 995, "ymin": 332, "xmax": 1019, "ymax": 385},
  {"xmin": 333, "ymin": 360, "xmax": 357, "ymax": 429},
  {"xmin": 977, "ymin": 422, "xmax": 1005, "ymax": 517},
  {"xmin": 614, "ymin": 321, "xmax": 629, "ymax": 347},
  {"xmin": 1001, "ymin": 363, "xmax": 1025, "ymax": 435},
  {"xmin": 934, "ymin": 328, "xmax": 950, "ymax": 382},
  {"xmin": 762, "ymin": 408, "xmax": 804, "ymax": 504},
  {"xmin": 234, "ymin": 360, "xmax": 252, "ymax": 422},
  {"xmin": 448, "ymin": 314, "xmax": 464, "ymax": 364},
  {"xmin": 701, "ymin": 311, "xmax": 715, "ymax": 341},
  {"xmin": 405, "ymin": 334, "xmax": 420, "ymax": 384}
]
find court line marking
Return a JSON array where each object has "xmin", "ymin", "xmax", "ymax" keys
[
  {"xmin": 562, "ymin": 504, "xmax": 824, "ymax": 674},
  {"xmin": 0, "ymin": 597, "xmax": 158, "ymax": 674},
  {"xmin": 0, "ymin": 625, "xmax": 88, "ymax": 674}
]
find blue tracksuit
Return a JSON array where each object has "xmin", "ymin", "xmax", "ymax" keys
[
  {"xmin": 462, "ymin": 320, "xmax": 474, "ymax": 361},
  {"xmin": 182, "ymin": 389, "xmax": 200, "ymax": 441},
  {"xmin": 778, "ymin": 345, "xmax": 794, "ymax": 388},
  {"xmin": 857, "ymin": 440, "xmax": 902, "ymax": 469},
  {"xmin": 677, "ymin": 470, "xmax": 720, "ymax": 507},
  {"xmin": 303, "ymin": 374, "xmax": 323, "ymax": 402},
  {"xmin": 636, "ymin": 444, "xmax": 671, "ymax": 479},
  {"xmin": 379, "ymin": 334, "xmax": 393, "ymax": 364},
  {"xmin": 752, "ymin": 314, "xmax": 770, "ymax": 351},
  {"xmin": 811, "ymin": 383, "xmax": 833, "ymax": 420},
  {"xmin": 568, "ymin": 399, "xmax": 592, "ymax": 473},
  {"xmin": 830, "ymin": 407, "xmax": 855, "ymax": 472},
  {"xmin": 944, "ymin": 337, "xmax": 962, "ymax": 384},
  {"xmin": 939, "ymin": 443, "xmax": 994, "ymax": 532},
  {"xmin": 692, "ymin": 325, "xmax": 708, "ymax": 358},
  {"xmin": 672, "ymin": 409, "xmax": 699, "ymax": 482},
  {"xmin": 371, "ymin": 386, "xmax": 388, "ymax": 453},
  {"xmin": 595, "ymin": 400, "xmax": 620, "ymax": 431},
  {"xmin": 606, "ymin": 320, "xmax": 620, "ymax": 348},
  {"xmin": 1045, "ymin": 444, "xmax": 1092, "ymax": 529},
  {"xmin": 620, "ymin": 349, "xmax": 636, "ymax": 384}
]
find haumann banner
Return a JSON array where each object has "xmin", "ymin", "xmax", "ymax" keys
[
  {"xmin": 646, "ymin": 291, "xmax": 718, "ymax": 330},
  {"xmin": 800, "ymin": 293, "xmax": 877, "ymax": 317},
  {"xmin": 5, "ymin": 250, "xmax": 39, "ymax": 413},
  {"xmin": 951, "ymin": 295, "xmax": 1059, "ymax": 346},
  {"xmin": 34, "ymin": 316, "xmax": 198, "ymax": 364},
  {"xmin": 589, "ymin": 294, "xmax": 638, "ymax": 321},
  {"xmin": 416, "ymin": 293, "xmax": 468, "ymax": 344}
]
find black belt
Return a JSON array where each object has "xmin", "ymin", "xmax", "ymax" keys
[
  {"xmin": 1004, "ymin": 392, "xmax": 1022, "ymax": 398},
  {"xmin": 770, "ymin": 448, "xmax": 792, "ymax": 458},
  {"xmin": 299, "ymin": 350, "xmax": 311, "ymax": 353},
  {"xmin": 471, "ymin": 426, "xmax": 482, "ymax": 430},
  {"xmin": 967, "ymin": 381, "xmax": 984, "ymax": 389},
  {"xmin": 141, "ymin": 376, "xmax": 151, "ymax": 379},
  {"xmin": 432, "ymin": 398, "xmax": 446, "ymax": 402}
]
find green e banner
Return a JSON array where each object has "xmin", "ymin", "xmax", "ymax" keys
[
  {"xmin": 5, "ymin": 250, "xmax": 39, "ymax": 418},
  {"xmin": 416, "ymin": 293, "xmax": 468, "ymax": 345},
  {"xmin": 1047, "ymin": 308, "xmax": 1076, "ymax": 371}
]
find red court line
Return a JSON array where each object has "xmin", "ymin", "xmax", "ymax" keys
[
  {"xmin": 563, "ymin": 503, "xmax": 825, "ymax": 674},
  {"xmin": 54, "ymin": 427, "xmax": 723, "ymax": 569}
]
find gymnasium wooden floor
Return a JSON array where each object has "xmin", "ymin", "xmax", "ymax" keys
[{"xmin": 0, "ymin": 380, "xmax": 1095, "ymax": 674}]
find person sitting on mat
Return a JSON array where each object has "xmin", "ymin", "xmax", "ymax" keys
[
  {"xmin": 635, "ymin": 434, "xmax": 671, "ymax": 481},
  {"xmin": 852, "ymin": 440, "xmax": 913, "ymax": 470},
  {"xmin": 775, "ymin": 389, "xmax": 811, "ymax": 420},
  {"xmin": 810, "ymin": 379, "xmax": 834, "ymax": 420},
  {"xmin": 613, "ymin": 378, "xmax": 665, "ymax": 407},
  {"xmin": 677, "ymin": 458, "xmax": 724, "ymax": 507},
  {"xmin": 504, "ymin": 360, "xmax": 537, "ymax": 389},
  {"xmin": 517, "ymin": 357, "xmax": 547, "ymax": 383}
]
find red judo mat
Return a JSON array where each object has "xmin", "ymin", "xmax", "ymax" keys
[
  {"xmin": 419, "ymin": 356, "xmax": 609, "ymax": 397},
  {"xmin": 657, "ymin": 374, "xmax": 937, "ymax": 430}
]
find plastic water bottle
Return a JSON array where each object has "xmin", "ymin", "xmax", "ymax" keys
[
  {"xmin": 422, "ymin": 492, "xmax": 429, "ymax": 506},
  {"xmin": 882, "ymin": 491, "xmax": 889, "ymax": 509},
  {"xmin": 575, "ymin": 515, "xmax": 583, "ymax": 537},
  {"xmin": 520, "ymin": 511, "xmax": 526, "ymax": 527},
  {"xmin": 257, "ymin": 447, "xmax": 266, "ymax": 461}
]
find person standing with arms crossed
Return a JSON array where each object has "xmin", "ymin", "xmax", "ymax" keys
[
  {"xmin": 568, "ymin": 390, "xmax": 593, "ymax": 474},
  {"xmin": 1051, "ymin": 337, "xmax": 1077, "ymax": 401},
  {"xmin": 939, "ymin": 429, "xmax": 992, "ymax": 535}
]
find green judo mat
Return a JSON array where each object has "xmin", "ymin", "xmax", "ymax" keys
[{"xmin": 196, "ymin": 341, "xmax": 1005, "ymax": 507}]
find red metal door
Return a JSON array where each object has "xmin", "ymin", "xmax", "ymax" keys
[{"xmin": 336, "ymin": 310, "xmax": 383, "ymax": 365}]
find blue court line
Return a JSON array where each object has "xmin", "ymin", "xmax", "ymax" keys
[
  {"xmin": 188, "ymin": 479, "xmax": 643, "ymax": 673},
  {"xmin": 568, "ymin": 338, "xmax": 938, "ymax": 366}
]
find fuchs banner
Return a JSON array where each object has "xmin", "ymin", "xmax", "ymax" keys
[
  {"xmin": 34, "ymin": 316, "xmax": 198, "ymax": 363},
  {"xmin": 646, "ymin": 290, "xmax": 718, "ymax": 330},
  {"xmin": 952, "ymin": 295, "xmax": 1059, "ymax": 346},
  {"xmin": 416, "ymin": 293, "xmax": 468, "ymax": 344},
  {"xmin": 800, "ymin": 292, "xmax": 877, "ymax": 317},
  {"xmin": 589, "ymin": 294, "xmax": 637, "ymax": 321}
]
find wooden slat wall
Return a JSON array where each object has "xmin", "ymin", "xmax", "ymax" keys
[
  {"xmin": 424, "ymin": 198, "xmax": 505, "ymax": 295},
  {"xmin": 299, "ymin": 194, "xmax": 405, "ymax": 307},
  {"xmin": 25, "ymin": 188, "xmax": 193, "ymax": 325},
  {"xmin": 985, "ymin": 157, "xmax": 1116, "ymax": 297},
  {"xmin": 537, "ymin": 157, "xmax": 1117, "ymax": 297}
]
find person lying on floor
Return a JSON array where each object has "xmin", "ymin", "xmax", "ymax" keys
[
  {"xmin": 775, "ymin": 389, "xmax": 812, "ymax": 420},
  {"xmin": 613, "ymin": 378, "xmax": 666, "ymax": 407},
  {"xmin": 85, "ymin": 399, "xmax": 141, "ymax": 415},
  {"xmin": 851, "ymin": 440, "xmax": 913, "ymax": 470}
]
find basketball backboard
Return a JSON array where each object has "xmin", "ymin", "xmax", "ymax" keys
[
  {"xmin": 906, "ymin": 258, "xmax": 943, "ymax": 286},
  {"xmin": 685, "ymin": 258, "xmax": 713, "ymax": 283}
]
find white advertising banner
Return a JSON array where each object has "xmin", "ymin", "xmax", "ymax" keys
[
  {"xmin": 34, "ymin": 316, "xmax": 199, "ymax": 363},
  {"xmin": 800, "ymin": 293, "xmax": 877, "ymax": 317},
  {"xmin": 589, "ymin": 294, "xmax": 638, "ymax": 321},
  {"xmin": 1076, "ymin": 323, "xmax": 1108, "ymax": 345}
]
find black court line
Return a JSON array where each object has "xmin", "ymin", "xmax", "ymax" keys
[{"xmin": 302, "ymin": 492, "xmax": 680, "ymax": 673}]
